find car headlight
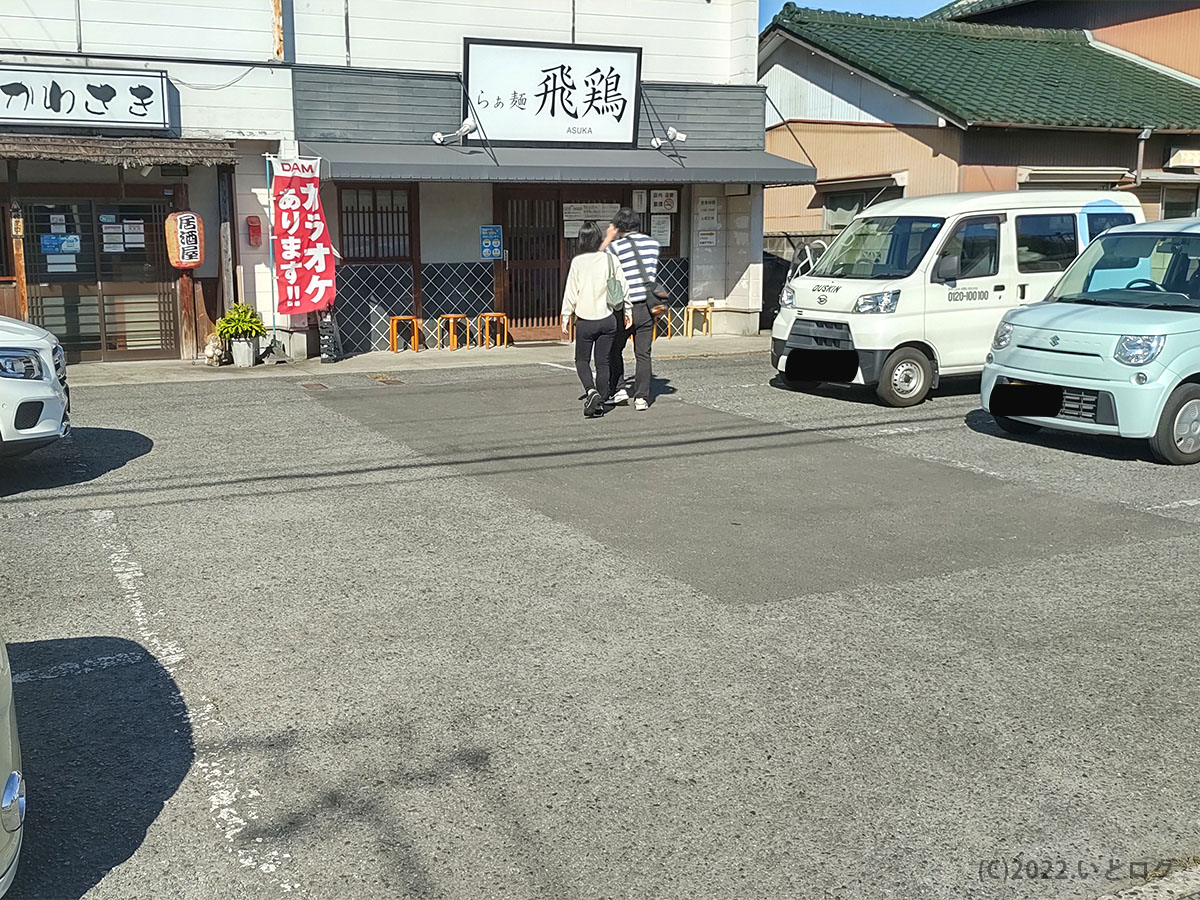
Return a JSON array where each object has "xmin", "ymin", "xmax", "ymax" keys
[
  {"xmin": 992, "ymin": 321, "xmax": 1013, "ymax": 350},
  {"xmin": 780, "ymin": 285, "xmax": 796, "ymax": 308},
  {"xmin": 853, "ymin": 290, "xmax": 899, "ymax": 314},
  {"xmin": 1114, "ymin": 334, "xmax": 1165, "ymax": 366},
  {"xmin": 0, "ymin": 348, "xmax": 45, "ymax": 380}
]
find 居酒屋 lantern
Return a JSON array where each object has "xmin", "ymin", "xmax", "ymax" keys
[{"xmin": 165, "ymin": 210, "xmax": 204, "ymax": 269}]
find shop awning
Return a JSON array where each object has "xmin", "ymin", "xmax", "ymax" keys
[
  {"xmin": 814, "ymin": 172, "xmax": 909, "ymax": 193},
  {"xmin": 300, "ymin": 142, "xmax": 816, "ymax": 186},
  {"xmin": 0, "ymin": 134, "xmax": 239, "ymax": 166}
]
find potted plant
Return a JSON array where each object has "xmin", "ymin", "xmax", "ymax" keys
[{"xmin": 216, "ymin": 303, "xmax": 268, "ymax": 368}]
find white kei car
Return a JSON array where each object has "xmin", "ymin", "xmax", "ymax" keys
[
  {"xmin": 0, "ymin": 638, "xmax": 24, "ymax": 897},
  {"xmin": 0, "ymin": 316, "xmax": 69, "ymax": 457}
]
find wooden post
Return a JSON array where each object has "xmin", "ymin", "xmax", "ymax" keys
[
  {"xmin": 272, "ymin": 0, "xmax": 284, "ymax": 60},
  {"xmin": 174, "ymin": 182, "xmax": 198, "ymax": 359},
  {"xmin": 218, "ymin": 164, "xmax": 236, "ymax": 316},
  {"xmin": 7, "ymin": 160, "xmax": 27, "ymax": 322}
]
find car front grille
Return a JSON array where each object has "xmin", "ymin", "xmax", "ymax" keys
[
  {"xmin": 785, "ymin": 318, "xmax": 854, "ymax": 351},
  {"xmin": 1058, "ymin": 386, "xmax": 1099, "ymax": 421}
]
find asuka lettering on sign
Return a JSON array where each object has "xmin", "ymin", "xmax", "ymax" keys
[
  {"xmin": 463, "ymin": 39, "xmax": 641, "ymax": 147},
  {"xmin": 0, "ymin": 65, "xmax": 169, "ymax": 130}
]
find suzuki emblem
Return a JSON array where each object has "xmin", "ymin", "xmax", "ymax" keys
[
  {"xmin": 817, "ymin": 295, "xmax": 828, "ymax": 305},
  {"xmin": 1050, "ymin": 335, "xmax": 1060, "ymax": 346}
]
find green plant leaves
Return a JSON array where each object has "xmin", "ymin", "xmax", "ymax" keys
[{"xmin": 216, "ymin": 303, "xmax": 268, "ymax": 340}]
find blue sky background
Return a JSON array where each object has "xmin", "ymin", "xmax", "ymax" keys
[{"xmin": 758, "ymin": 1, "xmax": 940, "ymax": 30}]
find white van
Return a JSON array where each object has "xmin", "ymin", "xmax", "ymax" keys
[{"xmin": 771, "ymin": 190, "xmax": 1145, "ymax": 406}]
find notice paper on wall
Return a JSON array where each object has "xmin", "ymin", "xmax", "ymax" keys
[
  {"xmin": 650, "ymin": 190, "xmax": 678, "ymax": 214},
  {"xmin": 697, "ymin": 197, "xmax": 719, "ymax": 227},
  {"xmin": 562, "ymin": 203, "xmax": 620, "ymax": 225},
  {"xmin": 697, "ymin": 230, "xmax": 717, "ymax": 247},
  {"xmin": 40, "ymin": 233, "xmax": 80, "ymax": 254},
  {"xmin": 123, "ymin": 219, "xmax": 145, "ymax": 247},
  {"xmin": 49, "ymin": 213, "xmax": 66, "ymax": 235},
  {"xmin": 45, "ymin": 253, "xmax": 76, "ymax": 273},
  {"xmin": 650, "ymin": 214, "xmax": 671, "ymax": 244},
  {"xmin": 632, "ymin": 190, "xmax": 647, "ymax": 214}
]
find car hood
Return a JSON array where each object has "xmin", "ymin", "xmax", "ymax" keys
[
  {"xmin": 0, "ymin": 315, "xmax": 53, "ymax": 346},
  {"xmin": 1007, "ymin": 301, "xmax": 1200, "ymax": 336},
  {"xmin": 788, "ymin": 275, "xmax": 904, "ymax": 314}
]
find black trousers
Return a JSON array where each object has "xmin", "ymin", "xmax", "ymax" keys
[
  {"xmin": 609, "ymin": 303, "xmax": 653, "ymax": 401},
  {"xmin": 574, "ymin": 315, "xmax": 617, "ymax": 401}
]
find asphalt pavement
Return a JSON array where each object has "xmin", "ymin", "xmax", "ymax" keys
[{"xmin": 4, "ymin": 352, "xmax": 1200, "ymax": 900}]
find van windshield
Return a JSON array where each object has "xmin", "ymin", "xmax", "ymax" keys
[
  {"xmin": 810, "ymin": 216, "xmax": 944, "ymax": 280},
  {"xmin": 1049, "ymin": 233, "xmax": 1200, "ymax": 311}
]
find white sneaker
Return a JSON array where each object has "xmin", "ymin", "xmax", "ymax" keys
[
  {"xmin": 634, "ymin": 398, "xmax": 649, "ymax": 411},
  {"xmin": 611, "ymin": 388, "xmax": 630, "ymax": 404}
]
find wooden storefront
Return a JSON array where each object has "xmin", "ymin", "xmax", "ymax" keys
[{"xmin": 0, "ymin": 136, "xmax": 240, "ymax": 361}]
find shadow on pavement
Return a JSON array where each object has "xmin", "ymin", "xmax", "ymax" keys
[
  {"xmin": 0, "ymin": 428, "xmax": 152, "ymax": 497},
  {"xmin": 6, "ymin": 636, "xmax": 193, "ymax": 900},
  {"xmin": 963, "ymin": 408, "xmax": 1153, "ymax": 462},
  {"xmin": 770, "ymin": 373, "xmax": 982, "ymax": 404}
]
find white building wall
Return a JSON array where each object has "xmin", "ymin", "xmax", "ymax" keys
[
  {"xmin": 293, "ymin": 0, "xmax": 753, "ymax": 84},
  {"xmin": 688, "ymin": 185, "xmax": 762, "ymax": 333},
  {"xmin": 0, "ymin": 0, "xmax": 277, "ymax": 61},
  {"xmin": 760, "ymin": 39, "xmax": 940, "ymax": 127},
  {"xmin": 235, "ymin": 143, "xmax": 279, "ymax": 326},
  {"xmin": 0, "ymin": 0, "xmax": 78, "ymax": 53}
]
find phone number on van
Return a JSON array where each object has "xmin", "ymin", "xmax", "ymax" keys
[{"xmin": 947, "ymin": 289, "xmax": 989, "ymax": 303}]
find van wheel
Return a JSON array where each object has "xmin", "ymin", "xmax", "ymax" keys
[
  {"xmin": 993, "ymin": 415, "xmax": 1041, "ymax": 435},
  {"xmin": 1149, "ymin": 384, "xmax": 1200, "ymax": 465},
  {"xmin": 876, "ymin": 348, "xmax": 932, "ymax": 407}
]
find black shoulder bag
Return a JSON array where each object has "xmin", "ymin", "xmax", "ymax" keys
[{"xmin": 629, "ymin": 240, "xmax": 670, "ymax": 318}]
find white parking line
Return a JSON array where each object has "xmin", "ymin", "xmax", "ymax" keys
[
  {"xmin": 12, "ymin": 651, "xmax": 147, "ymax": 684},
  {"xmin": 538, "ymin": 362, "xmax": 575, "ymax": 371},
  {"xmin": 1144, "ymin": 498, "xmax": 1200, "ymax": 511},
  {"xmin": 856, "ymin": 426, "xmax": 926, "ymax": 438},
  {"xmin": 90, "ymin": 509, "xmax": 297, "ymax": 892}
]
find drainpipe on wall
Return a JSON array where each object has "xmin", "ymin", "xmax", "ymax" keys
[{"xmin": 1132, "ymin": 127, "xmax": 1153, "ymax": 188}]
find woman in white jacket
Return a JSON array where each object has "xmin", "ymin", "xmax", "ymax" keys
[{"xmin": 561, "ymin": 220, "xmax": 631, "ymax": 418}]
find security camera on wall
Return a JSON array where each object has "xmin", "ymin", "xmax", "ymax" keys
[
  {"xmin": 433, "ymin": 117, "xmax": 477, "ymax": 145},
  {"xmin": 650, "ymin": 127, "xmax": 688, "ymax": 150}
]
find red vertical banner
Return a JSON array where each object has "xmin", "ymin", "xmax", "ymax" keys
[{"xmin": 269, "ymin": 156, "xmax": 335, "ymax": 315}]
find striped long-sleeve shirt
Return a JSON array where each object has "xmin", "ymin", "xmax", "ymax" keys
[{"xmin": 607, "ymin": 233, "xmax": 660, "ymax": 304}]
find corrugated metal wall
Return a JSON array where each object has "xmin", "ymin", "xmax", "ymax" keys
[
  {"xmin": 1095, "ymin": 8, "xmax": 1200, "ymax": 80},
  {"xmin": 764, "ymin": 122, "xmax": 961, "ymax": 233},
  {"xmin": 967, "ymin": 0, "xmax": 1198, "ymax": 30},
  {"xmin": 959, "ymin": 1, "xmax": 1200, "ymax": 80}
]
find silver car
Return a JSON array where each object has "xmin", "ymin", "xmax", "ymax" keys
[{"xmin": 0, "ymin": 639, "xmax": 24, "ymax": 897}]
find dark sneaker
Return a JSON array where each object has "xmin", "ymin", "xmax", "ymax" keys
[{"xmin": 584, "ymin": 389, "xmax": 603, "ymax": 418}]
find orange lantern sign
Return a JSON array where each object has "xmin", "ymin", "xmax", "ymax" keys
[{"xmin": 165, "ymin": 210, "xmax": 204, "ymax": 270}]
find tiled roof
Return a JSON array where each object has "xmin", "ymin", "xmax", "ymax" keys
[
  {"xmin": 767, "ymin": 5, "xmax": 1200, "ymax": 130},
  {"xmin": 923, "ymin": 0, "xmax": 1032, "ymax": 20}
]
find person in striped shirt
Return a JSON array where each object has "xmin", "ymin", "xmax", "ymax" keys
[{"xmin": 602, "ymin": 207, "xmax": 659, "ymax": 410}]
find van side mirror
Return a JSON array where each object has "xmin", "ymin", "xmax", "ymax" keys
[{"xmin": 935, "ymin": 254, "xmax": 960, "ymax": 282}]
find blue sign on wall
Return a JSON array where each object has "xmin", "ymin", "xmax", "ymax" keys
[{"xmin": 480, "ymin": 225, "xmax": 503, "ymax": 260}]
